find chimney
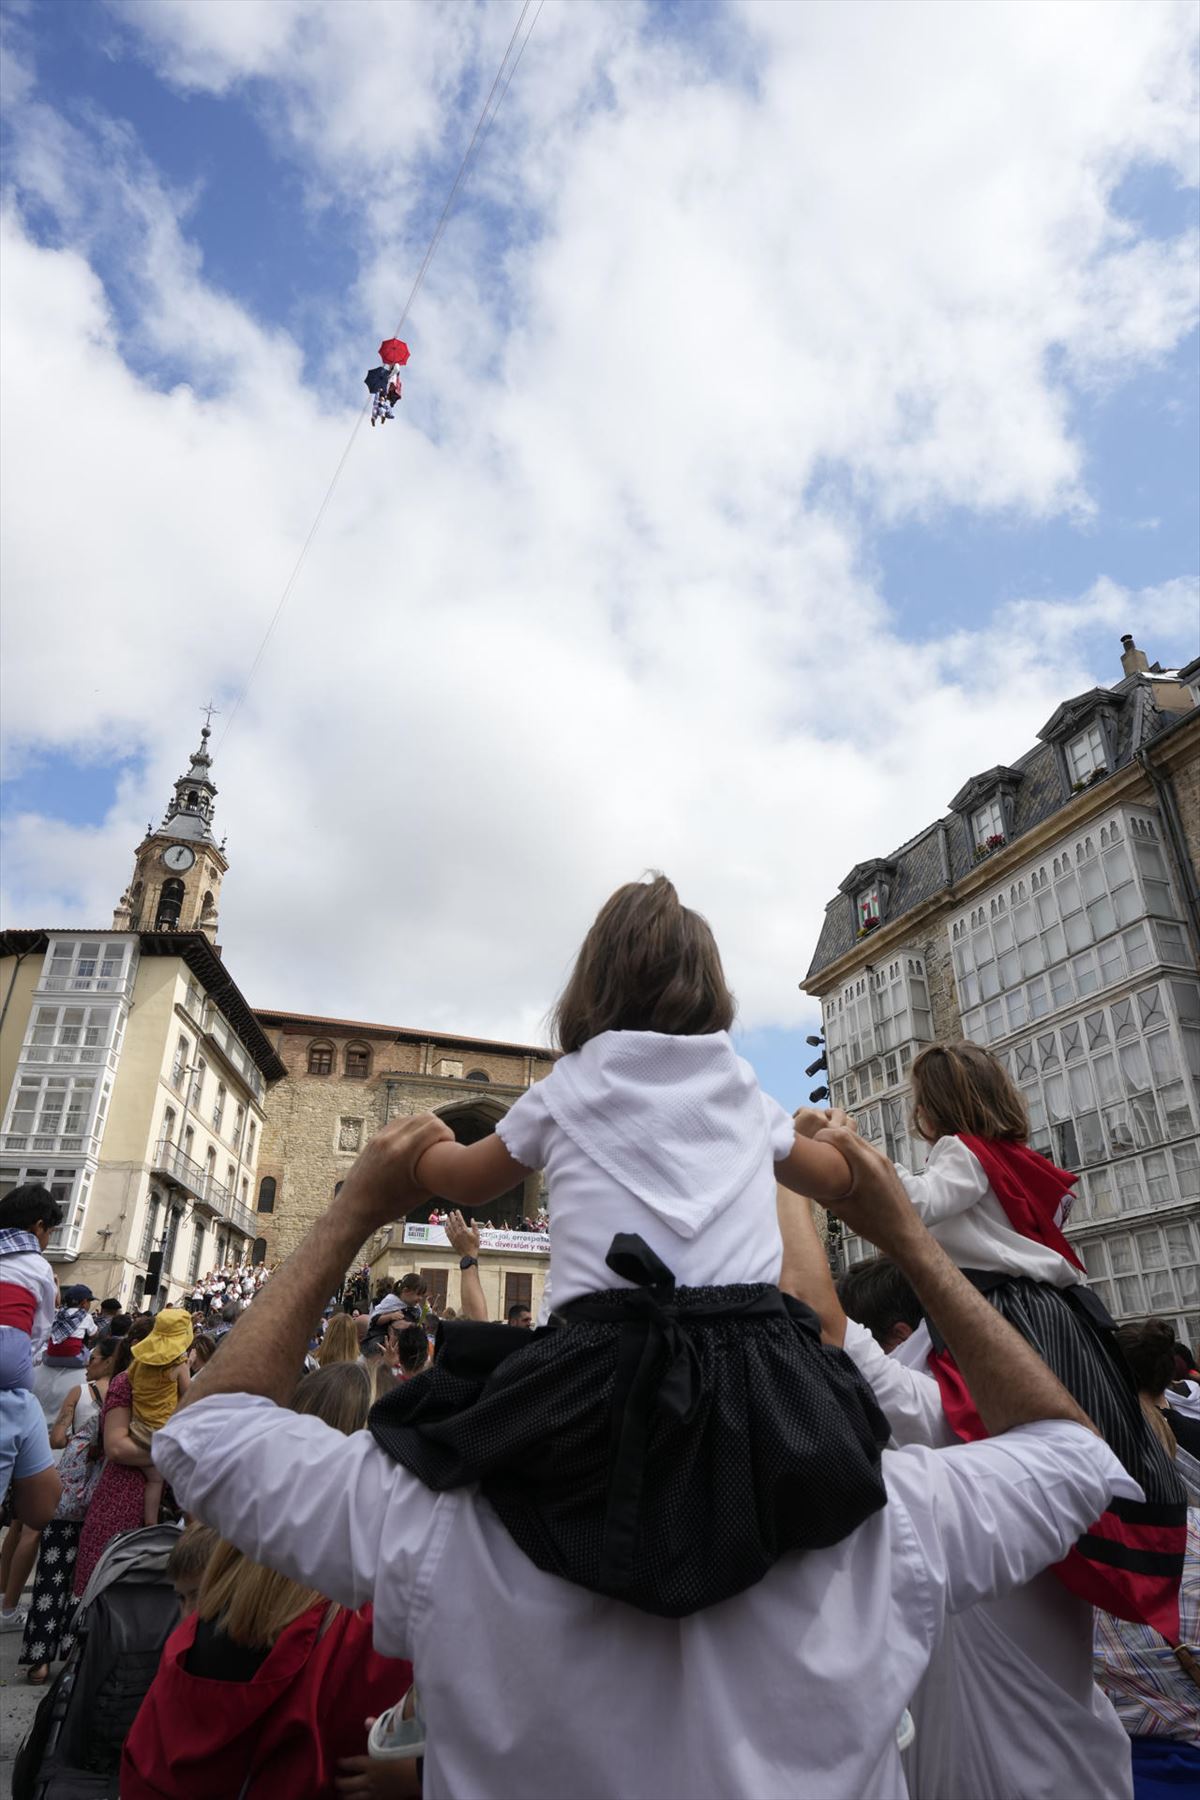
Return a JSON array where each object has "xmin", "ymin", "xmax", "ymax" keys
[{"xmin": 1120, "ymin": 634, "xmax": 1149, "ymax": 677}]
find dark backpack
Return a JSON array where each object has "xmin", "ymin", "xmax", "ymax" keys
[{"xmin": 11, "ymin": 1525, "xmax": 181, "ymax": 1800}]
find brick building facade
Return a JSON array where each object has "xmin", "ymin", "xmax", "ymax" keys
[
  {"xmin": 802, "ymin": 637, "xmax": 1200, "ymax": 1343},
  {"xmin": 252, "ymin": 1011, "xmax": 556, "ymax": 1315}
]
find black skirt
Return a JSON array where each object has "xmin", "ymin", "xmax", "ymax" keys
[
  {"xmin": 369, "ymin": 1234, "xmax": 890, "ymax": 1617},
  {"xmin": 927, "ymin": 1273, "xmax": 1187, "ymax": 1639}
]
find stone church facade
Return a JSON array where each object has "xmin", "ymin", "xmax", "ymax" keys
[{"xmin": 251, "ymin": 1011, "xmax": 556, "ymax": 1317}]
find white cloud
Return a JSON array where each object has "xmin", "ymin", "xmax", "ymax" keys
[{"xmin": 2, "ymin": 1, "xmax": 1198, "ymax": 1054}]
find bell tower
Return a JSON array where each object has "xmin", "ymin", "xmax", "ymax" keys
[{"xmin": 114, "ymin": 707, "xmax": 229, "ymax": 943}]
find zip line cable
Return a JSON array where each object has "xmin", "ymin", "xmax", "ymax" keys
[{"xmin": 217, "ymin": 0, "xmax": 544, "ymax": 752}]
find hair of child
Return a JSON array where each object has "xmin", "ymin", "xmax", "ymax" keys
[
  {"xmin": 0, "ymin": 1182, "xmax": 65, "ymax": 1233},
  {"xmin": 167, "ymin": 1520, "xmax": 222, "ymax": 1587},
  {"xmin": 909, "ymin": 1041, "xmax": 1029, "ymax": 1144},
  {"xmin": 551, "ymin": 873, "xmax": 735, "ymax": 1054}
]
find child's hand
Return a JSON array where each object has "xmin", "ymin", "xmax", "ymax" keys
[{"xmin": 792, "ymin": 1106, "xmax": 854, "ymax": 1139}]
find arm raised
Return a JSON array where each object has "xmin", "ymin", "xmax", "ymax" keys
[
  {"xmin": 415, "ymin": 1134, "xmax": 532, "ymax": 1208},
  {"xmin": 775, "ymin": 1133, "xmax": 853, "ymax": 1205}
]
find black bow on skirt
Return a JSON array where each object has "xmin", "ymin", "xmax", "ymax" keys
[{"xmin": 369, "ymin": 1234, "xmax": 890, "ymax": 1616}]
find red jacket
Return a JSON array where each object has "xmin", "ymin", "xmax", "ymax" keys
[{"xmin": 121, "ymin": 1602, "xmax": 411, "ymax": 1798}]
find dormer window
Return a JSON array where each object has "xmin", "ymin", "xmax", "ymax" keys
[
  {"xmin": 971, "ymin": 797, "xmax": 1004, "ymax": 845},
  {"xmin": 857, "ymin": 888, "xmax": 880, "ymax": 931},
  {"xmin": 1067, "ymin": 724, "xmax": 1106, "ymax": 788}
]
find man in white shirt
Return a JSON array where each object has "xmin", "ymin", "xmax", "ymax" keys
[
  {"xmin": 157, "ymin": 1118, "xmax": 1140, "ymax": 1800},
  {"xmin": 819, "ymin": 1249, "xmax": 1135, "ymax": 1798}
]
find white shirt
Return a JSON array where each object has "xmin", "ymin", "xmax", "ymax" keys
[
  {"xmin": 896, "ymin": 1136, "xmax": 1081, "ymax": 1289},
  {"xmin": 842, "ymin": 1320, "xmax": 1134, "ymax": 1800},
  {"xmin": 156, "ymin": 1394, "xmax": 1137, "ymax": 1800},
  {"xmin": 1, "ymin": 1245, "xmax": 58, "ymax": 1363},
  {"xmin": 498, "ymin": 1031, "xmax": 796, "ymax": 1303}
]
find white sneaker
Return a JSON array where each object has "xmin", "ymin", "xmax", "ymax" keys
[{"xmin": 0, "ymin": 1606, "xmax": 28, "ymax": 1632}]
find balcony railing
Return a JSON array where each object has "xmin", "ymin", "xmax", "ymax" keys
[
  {"xmin": 39, "ymin": 970, "xmax": 136, "ymax": 999},
  {"xmin": 18, "ymin": 1042, "xmax": 121, "ymax": 1073},
  {"xmin": 151, "ymin": 1140, "xmax": 256, "ymax": 1237}
]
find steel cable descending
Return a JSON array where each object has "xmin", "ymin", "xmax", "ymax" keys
[{"xmin": 218, "ymin": 0, "xmax": 544, "ymax": 750}]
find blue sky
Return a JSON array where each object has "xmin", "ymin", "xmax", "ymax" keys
[{"xmin": 1, "ymin": 0, "xmax": 1197, "ymax": 1107}]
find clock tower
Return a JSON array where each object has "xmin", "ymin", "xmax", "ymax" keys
[{"xmin": 113, "ymin": 714, "xmax": 229, "ymax": 943}]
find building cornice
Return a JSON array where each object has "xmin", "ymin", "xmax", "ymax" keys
[{"xmin": 801, "ymin": 756, "xmax": 1158, "ymax": 997}]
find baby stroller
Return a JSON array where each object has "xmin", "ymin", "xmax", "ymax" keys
[{"xmin": 11, "ymin": 1523, "xmax": 181, "ymax": 1800}]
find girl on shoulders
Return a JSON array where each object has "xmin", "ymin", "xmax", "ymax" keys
[
  {"xmin": 372, "ymin": 874, "xmax": 890, "ymax": 1617},
  {"xmin": 897, "ymin": 1041, "xmax": 1185, "ymax": 1642}
]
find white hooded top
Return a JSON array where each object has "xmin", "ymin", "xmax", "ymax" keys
[{"xmin": 496, "ymin": 1030, "xmax": 796, "ymax": 1306}]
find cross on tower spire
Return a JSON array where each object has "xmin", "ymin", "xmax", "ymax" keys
[{"xmin": 200, "ymin": 699, "xmax": 221, "ymax": 731}]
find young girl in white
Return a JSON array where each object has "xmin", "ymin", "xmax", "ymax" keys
[
  {"xmin": 895, "ymin": 1041, "xmax": 1185, "ymax": 1642},
  {"xmin": 370, "ymin": 875, "xmax": 890, "ymax": 1617}
]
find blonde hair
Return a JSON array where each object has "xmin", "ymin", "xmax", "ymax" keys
[
  {"xmin": 316, "ymin": 1313, "xmax": 360, "ymax": 1368},
  {"xmin": 1140, "ymin": 1395, "xmax": 1178, "ymax": 1459},
  {"xmin": 910, "ymin": 1042, "xmax": 1028, "ymax": 1144},
  {"xmin": 196, "ymin": 1364, "xmax": 371, "ymax": 1648}
]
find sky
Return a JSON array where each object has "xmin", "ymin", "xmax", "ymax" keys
[{"xmin": 1, "ymin": 0, "xmax": 1198, "ymax": 1108}]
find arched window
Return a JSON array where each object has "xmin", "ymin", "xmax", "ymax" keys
[
  {"xmin": 257, "ymin": 1176, "xmax": 276, "ymax": 1214},
  {"xmin": 308, "ymin": 1042, "xmax": 334, "ymax": 1076},
  {"xmin": 252, "ymin": 1236, "xmax": 268, "ymax": 1266},
  {"xmin": 465, "ymin": 1069, "xmax": 490, "ymax": 1083},
  {"xmin": 156, "ymin": 878, "xmax": 184, "ymax": 929},
  {"xmin": 345, "ymin": 1043, "xmax": 371, "ymax": 1079}
]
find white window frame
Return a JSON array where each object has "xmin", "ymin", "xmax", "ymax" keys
[
  {"xmin": 857, "ymin": 887, "xmax": 880, "ymax": 928},
  {"xmin": 1067, "ymin": 724, "xmax": 1106, "ymax": 784},
  {"xmin": 0, "ymin": 1164, "xmax": 93, "ymax": 1256},
  {"xmin": 3, "ymin": 1072, "xmax": 103, "ymax": 1156},
  {"xmin": 971, "ymin": 798, "xmax": 1005, "ymax": 845},
  {"xmin": 42, "ymin": 937, "xmax": 133, "ymax": 995}
]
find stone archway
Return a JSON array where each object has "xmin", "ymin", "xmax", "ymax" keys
[{"xmin": 406, "ymin": 1098, "xmax": 537, "ymax": 1228}]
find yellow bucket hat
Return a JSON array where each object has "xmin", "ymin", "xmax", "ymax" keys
[{"xmin": 131, "ymin": 1306, "xmax": 194, "ymax": 1366}]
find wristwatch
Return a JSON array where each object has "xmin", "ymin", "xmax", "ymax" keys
[{"xmin": 459, "ymin": 1254, "xmax": 478, "ymax": 1271}]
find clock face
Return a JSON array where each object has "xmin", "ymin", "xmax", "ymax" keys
[{"xmin": 162, "ymin": 844, "xmax": 196, "ymax": 873}]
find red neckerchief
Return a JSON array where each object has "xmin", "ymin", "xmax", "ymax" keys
[{"xmin": 958, "ymin": 1134, "xmax": 1085, "ymax": 1273}]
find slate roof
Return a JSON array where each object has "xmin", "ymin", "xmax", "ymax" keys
[{"xmin": 802, "ymin": 673, "xmax": 1195, "ymax": 985}]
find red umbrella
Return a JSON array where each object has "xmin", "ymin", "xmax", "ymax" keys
[{"xmin": 379, "ymin": 338, "xmax": 410, "ymax": 366}]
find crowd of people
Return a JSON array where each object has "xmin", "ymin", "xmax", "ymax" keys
[
  {"xmin": 423, "ymin": 1205, "xmax": 549, "ymax": 1235},
  {"xmin": 0, "ymin": 872, "xmax": 1197, "ymax": 1798}
]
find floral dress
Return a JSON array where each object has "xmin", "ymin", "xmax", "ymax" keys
[
  {"xmin": 72, "ymin": 1373, "xmax": 148, "ymax": 1597},
  {"xmin": 19, "ymin": 1379, "xmax": 105, "ymax": 1670}
]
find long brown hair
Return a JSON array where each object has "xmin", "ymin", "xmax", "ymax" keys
[
  {"xmin": 910, "ymin": 1042, "xmax": 1028, "ymax": 1143},
  {"xmin": 197, "ymin": 1363, "xmax": 372, "ymax": 1648},
  {"xmin": 551, "ymin": 874, "xmax": 735, "ymax": 1053}
]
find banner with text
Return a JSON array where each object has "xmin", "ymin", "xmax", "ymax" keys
[{"xmin": 401, "ymin": 1223, "xmax": 549, "ymax": 1256}]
